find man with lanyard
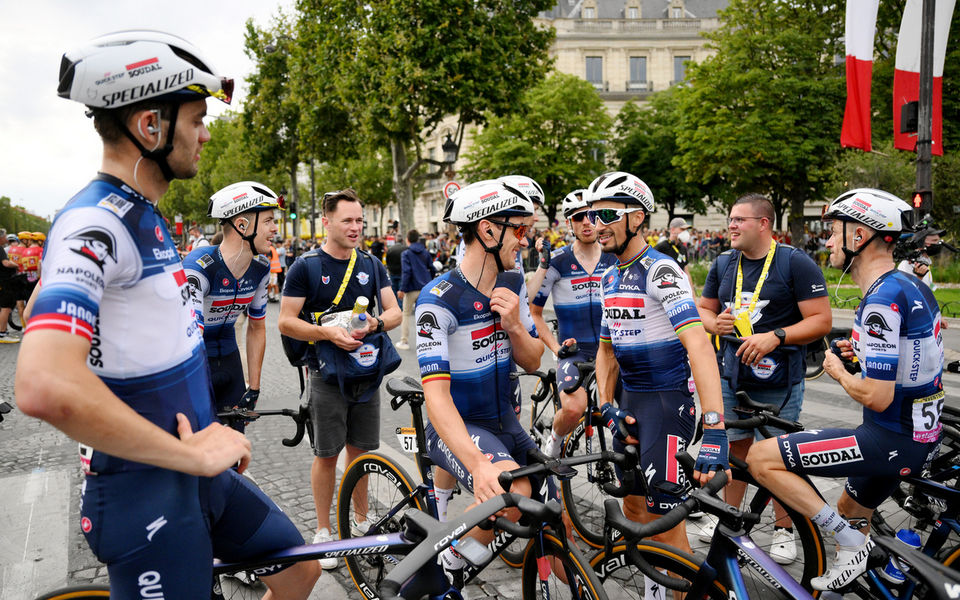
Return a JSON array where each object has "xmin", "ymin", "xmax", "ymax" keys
[
  {"xmin": 530, "ymin": 188, "xmax": 617, "ymax": 457},
  {"xmin": 416, "ymin": 179, "xmax": 543, "ymax": 581},
  {"xmin": 184, "ymin": 181, "xmax": 282, "ymax": 432},
  {"xmin": 16, "ymin": 31, "xmax": 318, "ymax": 597},
  {"xmin": 654, "ymin": 217, "xmax": 694, "ymax": 287},
  {"xmin": 585, "ymin": 171, "xmax": 729, "ymax": 597},
  {"xmin": 749, "ymin": 189, "xmax": 944, "ymax": 590},
  {"xmin": 698, "ymin": 193, "xmax": 831, "ymax": 563},
  {"xmin": 279, "ymin": 188, "xmax": 401, "ymax": 569}
]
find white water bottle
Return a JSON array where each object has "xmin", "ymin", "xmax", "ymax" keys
[{"xmin": 349, "ymin": 312, "xmax": 367, "ymax": 336}]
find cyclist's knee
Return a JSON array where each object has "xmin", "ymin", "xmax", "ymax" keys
[
  {"xmin": 561, "ymin": 389, "xmax": 587, "ymax": 417},
  {"xmin": 508, "ymin": 474, "xmax": 532, "ymax": 498},
  {"xmin": 746, "ymin": 437, "xmax": 782, "ymax": 480},
  {"xmin": 729, "ymin": 437, "xmax": 753, "ymax": 459},
  {"xmin": 263, "ymin": 559, "xmax": 320, "ymax": 598},
  {"xmin": 622, "ymin": 494, "xmax": 655, "ymax": 523}
]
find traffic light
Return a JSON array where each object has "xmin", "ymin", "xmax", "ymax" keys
[
  {"xmin": 289, "ymin": 202, "xmax": 298, "ymax": 220},
  {"xmin": 913, "ymin": 190, "xmax": 932, "ymax": 213}
]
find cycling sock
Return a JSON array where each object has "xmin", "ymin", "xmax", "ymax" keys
[
  {"xmin": 811, "ymin": 504, "xmax": 865, "ymax": 548},
  {"xmin": 546, "ymin": 429, "xmax": 562, "ymax": 457},
  {"xmin": 435, "ymin": 487, "xmax": 454, "ymax": 522}
]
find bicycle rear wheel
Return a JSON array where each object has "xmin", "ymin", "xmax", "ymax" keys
[
  {"xmin": 591, "ymin": 541, "xmax": 727, "ymax": 600},
  {"xmin": 8, "ymin": 306, "xmax": 22, "ymax": 331},
  {"xmin": 337, "ymin": 453, "xmax": 425, "ymax": 600},
  {"xmin": 35, "ymin": 586, "xmax": 111, "ymax": 599},
  {"xmin": 520, "ymin": 529, "xmax": 605, "ymax": 600},
  {"xmin": 560, "ymin": 416, "xmax": 615, "ymax": 548}
]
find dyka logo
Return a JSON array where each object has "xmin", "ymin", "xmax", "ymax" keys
[
  {"xmin": 864, "ymin": 312, "xmax": 893, "ymax": 340},
  {"xmin": 66, "ymin": 227, "xmax": 117, "ymax": 271},
  {"xmin": 418, "ymin": 312, "xmax": 439, "ymax": 339}
]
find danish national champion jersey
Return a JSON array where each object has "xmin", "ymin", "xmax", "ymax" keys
[
  {"xmin": 416, "ymin": 268, "xmax": 538, "ymax": 423},
  {"xmin": 852, "ymin": 270, "xmax": 945, "ymax": 441},
  {"xmin": 599, "ymin": 246, "xmax": 702, "ymax": 393},
  {"xmin": 25, "ymin": 174, "xmax": 212, "ymax": 474},
  {"xmin": 183, "ymin": 246, "xmax": 270, "ymax": 358},
  {"xmin": 532, "ymin": 245, "xmax": 617, "ymax": 357}
]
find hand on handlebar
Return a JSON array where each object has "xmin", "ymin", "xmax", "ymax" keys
[
  {"xmin": 735, "ymin": 331, "xmax": 780, "ymax": 366},
  {"xmin": 693, "ymin": 428, "xmax": 731, "ymax": 486},
  {"xmin": 472, "ymin": 459, "xmax": 512, "ymax": 505},
  {"xmin": 600, "ymin": 403, "xmax": 639, "ymax": 444}
]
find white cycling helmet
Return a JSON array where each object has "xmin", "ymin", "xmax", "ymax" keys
[
  {"xmin": 561, "ymin": 189, "xmax": 589, "ymax": 219},
  {"xmin": 58, "ymin": 30, "xmax": 233, "ymax": 108},
  {"xmin": 822, "ymin": 188, "xmax": 913, "ymax": 234},
  {"xmin": 585, "ymin": 171, "xmax": 655, "ymax": 213},
  {"xmin": 209, "ymin": 181, "xmax": 284, "ymax": 254},
  {"xmin": 498, "ymin": 175, "xmax": 544, "ymax": 207},
  {"xmin": 443, "ymin": 180, "xmax": 534, "ymax": 225}
]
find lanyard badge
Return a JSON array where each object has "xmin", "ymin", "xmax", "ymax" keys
[{"xmin": 733, "ymin": 239, "xmax": 777, "ymax": 337}]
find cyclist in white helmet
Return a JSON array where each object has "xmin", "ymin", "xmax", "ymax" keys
[{"xmin": 16, "ymin": 31, "xmax": 318, "ymax": 597}]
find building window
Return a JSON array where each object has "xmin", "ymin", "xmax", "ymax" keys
[
  {"xmin": 629, "ymin": 57, "xmax": 647, "ymax": 83},
  {"xmin": 673, "ymin": 56, "xmax": 690, "ymax": 82},
  {"xmin": 583, "ymin": 6, "xmax": 595, "ymax": 18},
  {"xmin": 585, "ymin": 56, "xmax": 603, "ymax": 84},
  {"xmin": 430, "ymin": 199, "xmax": 437, "ymax": 217},
  {"xmin": 627, "ymin": 6, "xmax": 639, "ymax": 18},
  {"xmin": 672, "ymin": 7, "xmax": 683, "ymax": 18}
]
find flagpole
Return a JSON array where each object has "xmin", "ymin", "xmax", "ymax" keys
[{"xmin": 916, "ymin": 0, "xmax": 935, "ymax": 217}]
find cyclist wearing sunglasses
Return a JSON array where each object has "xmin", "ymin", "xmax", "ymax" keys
[
  {"xmin": 417, "ymin": 180, "xmax": 544, "ymax": 575},
  {"xmin": 183, "ymin": 181, "xmax": 284, "ymax": 431},
  {"xmin": 586, "ymin": 171, "xmax": 729, "ymax": 570},
  {"xmin": 530, "ymin": 188, "xmax": 618, "ymax": 457},
  {"xmin": 16, "ymin": 32, "xmax": 319, "ymax": 598}
]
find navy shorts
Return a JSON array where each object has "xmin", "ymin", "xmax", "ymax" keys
[
  {"xmin": 80, "ymin": 468, "xmax": 304, "ymax": 598},
  {"xmin": 777, "ymin": 425, "xmax": 938, "ymax": 509},
  {"xmin": 612, "ymin": 389, "xmax": 697, "ymax": 515},
  {"xmin": 209, "ymin": 351, "xmax": 246, "ymax": 426}
]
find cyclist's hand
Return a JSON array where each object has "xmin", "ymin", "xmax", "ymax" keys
[
  {"xmin": 326, "ymin": 326, "xmax": 362, "ymax": 350},
  {"xmin": 600, "ymin": 403, "xmax": 639, "ymax": 444},
  {"xmin": 715, "ymin": 307, "xmax": 735, "ymax": 336},
  {"xmin": 694, "ymin": 427, "xmax": 731, "ymax": 485},
  {"xmin": 238, "ymin": 388, "xmax": 259, "ymax": 410},
  {"xmin": 176, "ymin": 413, "xmax": 252, "ymax": 476},
  {"xmin": 913, "ymin": 262, "xmax": 930, "ymax": 277},
  {"xmin": 471, "ymin": 460, "xmax": 508, "ymax": 504},
  {"xmin": 736, "ymin": 331, "xmax": 779, "ymax": 366},
  {"xmin": 833, "ymin": 338, "xmax": 855, "ymax": 360},
  {"xmin": 822, "ymin": 350, "xmax": 845, "ymax": 381},
  {"xmin": 490, "ymin": 287, "xmax": 521, "ymax": 332}
]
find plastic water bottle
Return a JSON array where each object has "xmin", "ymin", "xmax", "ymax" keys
[
  {"xmin": 880, "ymin": 528, "xmax": 921, "ymax": 583},
  {"xmin": 349, "ymin": 312, "xmax": 367, "ymax": 336}
]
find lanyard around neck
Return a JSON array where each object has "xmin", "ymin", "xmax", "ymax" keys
[{"xmin": 734, "ymin": 239, "xmax": 777, "ymax": 316}]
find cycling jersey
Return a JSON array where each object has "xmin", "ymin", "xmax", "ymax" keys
[
  {"xmin": 532, "ymin": 245, "xmax": 617, "ymax": 357},
  {"xmin": 416, "ymin": 267, "xmax": 538, "ymax": 423},
  {"xmin": 26, "ymin": 174, "xmax": 211, "ymax": 474},
  {"xmin": 599, "ymin": 246, "xmax": 702, "ymax": 393},
  {"xmin": 182, "ymin": 245, "xmax": 270, "ymax": 358},
  {"xmin": 851, "ymin": 269, "xmax": 944, "ymax": 441},
  {"xmin": 22, "ymin": 244, "xmax": 41, "ymax": 282},
  {"xmin": 7, "ymin": 244, "xmax": 24, "ymax": 272}
]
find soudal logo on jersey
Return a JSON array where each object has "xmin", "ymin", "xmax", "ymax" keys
[
  {"xmin": 209, "ymin": 295, "xmax": 253, "ymax": 313},
  {"xmin": 570, "ymin": 276, "xmax": 601, "ymax": 291},
  {"xmin": 797, "ymin": 436, "xmax": 863, "ymax": 467},
  {"xmin": 471, "ymin": 322, "xmax": 507, "ymax": 349},
  {"xmin": 864, "ymin": 312, "xmax": 893, "ymax": 341},
  {"xmin": 66, "ymin": 227, "xmax": 117, "ymax": 271},
  {"xmin": 603, "ymin": 296, "xmax": 646, "ymax": 320},
  {"xmin": 653, "ymin": 264, "xmax": 681, "ymax": 289}
]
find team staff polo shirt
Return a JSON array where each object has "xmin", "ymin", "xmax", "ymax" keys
[
  {"xmin": 599, "ymin": 246, "xmax": 702, "ymax": 393},
  {"xmin": 701, "ymin": 244, "xmax": 827, "ymax": 386},
  {"xmin": 183, "ymin": 246, "xmax": 270, "ymax": 358},
  {"xmin": 282, "ymin": 247, "xmax": 391, "ymax": 372},
  {"xmin": 852, "ymin": 270, "xmax": 944, "ymax": 441},
  {"xmin": 531, "ymin": 245, "xmax": 617, "ymax": 357},
  {"xmin": 25, "ymin": 174, "xmax": 211, "ymax": 474}
]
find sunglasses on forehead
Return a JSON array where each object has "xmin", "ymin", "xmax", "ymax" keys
[
  {"xmin": 586, "ymin": 207, "xmax": 643, "ymax": 225},
  {"xmin": 488, "ymin": 219, "xmax": 530, "ymax": 240}
]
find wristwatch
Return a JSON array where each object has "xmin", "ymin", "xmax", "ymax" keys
[
  {"xmin": 703, "ymin": 411, "xmax": 724, "ymax": 426},
  {"xmin": 773, "ymin": 328, "xmax": 786, "ymax": 346},
  {"xmin": 375, "ymin": 316, "xmax": 385, "ymax": 333}
]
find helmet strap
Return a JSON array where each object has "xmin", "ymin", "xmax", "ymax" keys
[
  {"xmin": 227, "ymin": 211, "xmax": 262, "ymax": 255},
  {"xmin": 473, "ymin": 222, "xmax": 509, "ymax": 273},
  {"xmin": 614, "ymin": 211, "xmax": 643, "ymax": 256},
  {"xmin": 118, "ymin": 104, "xmax": 182, "ymax": 181},
  {"xmin": 839, "ymin": 220, "xmax": 880, "ymax": 271}
]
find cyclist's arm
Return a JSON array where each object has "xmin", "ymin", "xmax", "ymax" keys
[
  {"xmin": 526, "ymin": 266, "xmax": 548, "ymax": 300},
  {"xmin": 594, "ymin": 340, "xmax": 619, "ymax": 408},
  {"xmin": 16, "ymin": 329, "xmax": 251, "ymax": 476},
  {"xmin": 530, "ymin": 303, "xmax": 561, "ymax": 355},
  {"xmin": 824, "ymin": 358, "xmax": 895, "ymax": 411},
  {"xmin": 678, "ymin": 325, "xmax": 724, "ymax": 416},
  {"xmin": 245, "ymin": 316, "xmax": 265, "ymax": 389}
]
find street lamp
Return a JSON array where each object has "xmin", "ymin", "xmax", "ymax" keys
[{"xmin": 442, "ymin": 133, "xmax": 459, "ymax": 179}]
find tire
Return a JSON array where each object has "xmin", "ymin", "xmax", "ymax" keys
[
  {"xmin": 216, "ymin": 572, "xmax": 267, "ymax": 600},
  {"xmin": 34, "ymin": 586, "xmax": 111, "ymax": 599},
  {"xmin": 497, "ymin": 527, "xmax": 529, "ymax": 569},
  {"xmin": 804, "ymin": 337, "xmax": 826, "ymax": 380},
  {"xmin": 688, "ymin": 466, "xmax": 826, "ymax": 598},
  {"xmin": 337, "ymin": 453, "xmax": 425, "ymax": 600},
  {"xmin": 560, "ymin": 415, "xmax": 616, "ymax": 548},
  {"xmin": 521, "ymin": 529, "xmax": 605, "ymax": 600},
  {"xmin": 590, "ymin": 541, "xmax": 727, "ymax": 600},
  {"xmin": 8, "ymin": 306, "xmax": 22, "ymax": 331}
]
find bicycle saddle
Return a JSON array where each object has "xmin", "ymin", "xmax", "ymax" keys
[
  {"xmin": 733, "ymin": 390, "xmax": 780, "ymax": 416},
  {"xmin": 386, "ymin": 376, "xmax": 424, "ymax": 397}
]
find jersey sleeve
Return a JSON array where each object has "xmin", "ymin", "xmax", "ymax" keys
[
  {"xmin": 857, "ymin": 299, "xmax": 902, "ymax": 381},
  {"xmin": 599, "ymin": 265, "xmax": 614, "ymax": 344},
  {"xmin": 416, "ymin": 296, "xmax": 456, "ymax": 384},
  {"xmin": 647, "ymin": 259, "xmax": 701, "ymax": 334},
  {"xmin": 789, "ymin": 249, "xmax": 828, "ymax": 301},
  {"xmin": 26, "ymin": 206, "xmax": 140, "ymax": 342},
  {"xmin": 182, "ymin": 258, "xmax": 210, "ymax": 331},
  {"xmin": 531, "ymin": 263, "xmax": 560, "ymax": 307},
  {"xmin": 248, "ymin": 268, "xmax": 270, "ymax": 320}
]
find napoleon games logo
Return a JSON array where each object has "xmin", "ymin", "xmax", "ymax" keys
[
  {"xmin": 417, "ymin": 312, "xmax": 439, "ymax": 339},
  {"xmin": 652, "ymin": 264, "xmax": 681, "ymax": 289},
  {"xmin": 864, "ymin": 312, "xmax": 893, "ymax": 341},
  {"xmin": 66, "ymin": 227, "xmax": 117, "ymax": 271}
]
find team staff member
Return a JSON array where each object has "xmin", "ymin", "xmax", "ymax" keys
[
  {"xmin": 585, "ymin": 171, "xmax": 729, "ymax": 598},
  {"xmin": 279, "ymin": 188, "xmax": 401, "ymax": 569},
  {"xmin": 16, "ymin": 31, "xmax": 318, "ymax": 597},
  {"xmin": 530, "ymin": 189, "xmax": 617, "ymax": 457},
  {"xmin": 698, "ymin": 193, "xmax": 831, "ymax": 563},
  {"xmin": 749, "ymin": 189, "xmax": 943, "ymax": 591},
  {"xmin": 654, "ymin": 217, "xmax": 694, "ymax": 284},
  {"xmin": 184, "ymin": 181, "xmax": 282, "ymax": 431}
]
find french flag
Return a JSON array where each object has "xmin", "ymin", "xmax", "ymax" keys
[
  {"xmin": 841, "ymin": 0, "xmax": 880, "ymax": 152},
  {"xmin": 892, "ymin": 0, "xmax": 956, "ymax": 155}
]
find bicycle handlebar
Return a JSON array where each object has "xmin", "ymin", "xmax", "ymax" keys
[
  {"xmin": 497, "ymin": 445, "xmax": 639, "ymax": 499},
  {"xmin": 871, "ymin": 533, "xmax": 960, "ymax": 600},
  {"xmin": 216, "ymin": 406, "xmax": 308, "ymax": 447},
  {"xmin": 726, "ymin": 414, "xmax": 803, "ymax": 434}
]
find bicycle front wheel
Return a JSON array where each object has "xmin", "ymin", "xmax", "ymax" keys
[
  {"xmin": 590, "ymin": 541, "xmax": 727, "ymax": 600},
  {"xmin": 337, "ymin": 453, "xmax": 424, "ymax": 600},
  {"xmin": 560, "ymin": 416, "xmax": 614, "ymax": 548},
  {"xmin": 35, "ymin": 585, "xmax": 111, "ymax": 599},
  {"xmin": 521, "ymin": 529, "xmax": 605, "ymax": 600}
]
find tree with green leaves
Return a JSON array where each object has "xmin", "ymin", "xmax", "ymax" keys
[
  {"xmin": 614, "ymin": 90, "xmax": 708, "ymax": 221},
  {"xmin": 294, "ymin": 0, "xmax": 555, "ymax": 233},
  {"xmin": 461, "ymin": 73, "xmax": 611, "ymax": 223},
  {"xmin": 0, "ymin": 196, "xmax": 50, "ymax": 234},
  {"xmin": 674, "ymin": 0, "xmax": 846, "ymax": 240}
]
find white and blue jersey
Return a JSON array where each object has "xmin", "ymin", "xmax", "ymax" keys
[
  {"xmin": 416, "ymin": 268, "xmax": 538, "ymax": 423},
  {"xmin": 599, "ymin": 246, "xmax": 702, "ymax": 393},
  {"xmin": 532, "ymin": 245, "xmax": 617, "ymax": 357},
  {"xmin": 26, "ymin": 174, "xmax": 211, "ymax": 474},
  {"xmin": 852, "ymin": 270, "xmax": 945, "ymax": 442},
  {"xmin": 183, "ymin": 246, "xmax": 270, "ymax": 358}
]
